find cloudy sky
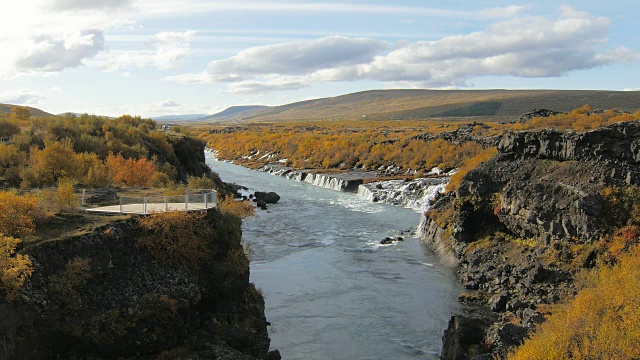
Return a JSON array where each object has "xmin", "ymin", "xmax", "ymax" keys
[{"xmin": 0, "ymin": 0, "xmax": 638, "ymax": 117}]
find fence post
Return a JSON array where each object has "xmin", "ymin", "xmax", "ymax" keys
[
  {"xmin": 165, "ymin": 196, "xmax": 168, "ymax": 212},
  {"xmin": 205, "ymin": 192, "xmax": 208, "ymax": 209},
  {"xmin": 81, "ymin": 189, "xmax": 85, "ymax": 206},
  {"xmin": 119, "ymin": 197, "xmax": 123, "ymax": 214},
  {"xmin": 144, "ymin": 197, "xmax": 147, "ymax": 215},
  {"xmin": 185, "ymin": 188, "xmax": 189, "ymax": 211}
]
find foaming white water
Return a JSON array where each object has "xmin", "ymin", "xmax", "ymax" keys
[
  {"xmin": 304, "ymin": 173, "xmax": 349, "ymax": 191},
  {"xmin": 357, "ymin": 177, "xmax": 449, "ymax": 212}
]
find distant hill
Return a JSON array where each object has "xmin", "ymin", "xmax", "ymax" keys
[
  {"xmin": 237, "ymin": 89, "xmax": 640, "ymax": 122},
  {"xmin": 197, "ymin": 105, "xmax": 270, "ymax": 122},
  {"xmin": 151, "ymin": 114, "xmax": 209, "ymax": 121},
  {"xmin": 58, "ymin": 112, "xmax": 115, "ymax": 119},
  {"xmin": 0, "ymin": 103, "xmax": 53, "ymax": 117}
]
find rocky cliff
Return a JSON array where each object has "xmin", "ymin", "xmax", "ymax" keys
[
  {"xmin": 2, "ymin": 209, "xmax": 277, "ymax": 360},
  {"xmin": 421, "ymin": 121, "xmax": 640, "ymax": 359}
]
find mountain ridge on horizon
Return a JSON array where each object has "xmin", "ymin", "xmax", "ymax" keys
[{"xmin": 5, "ymin": 88, "xmax": 640, "ymax": 123}]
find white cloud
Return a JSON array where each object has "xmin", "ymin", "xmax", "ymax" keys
[
  {"xmin": 103, "ymin": 30, "xmax": 197, "ymax": 71},
  {"xmin": 166, "ymin": 36, "xmax": 387, "ymax": 85},
  {"xmin": 16, "ymin": 30, "xmax": 105, "ymax": 72},
  {"xmin": 0, "ymin": 89, "xmax": 46, "ymax": 105},
  {"xmin": 0, "ymin": 1, "xmax": 133, "ymax": 77},
  {"xmin": 166, "ymin": 7, "xmax": 638, "ymax": 93},
  {"xmin": 158, "ymin": 99, "xmax": 180, "ymax": 107},
  {"xmin": 134, "ymin": 1, "xmax": 477, "ymax": 19},
  {"xmin": 152, "ymin": 30, "xmax": 198, "ymax": 70},
  {"xmin": 49, "ymin": 0, "xmax": 132, "ymax": 11},
  {"xmin": 476, "ymin": 5, "xmax": 528, "ymax": 19}
]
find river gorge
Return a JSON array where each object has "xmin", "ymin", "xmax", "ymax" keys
[{"xmin": 206, "ymin": 156, "xmax": 462, "ymax": 359}]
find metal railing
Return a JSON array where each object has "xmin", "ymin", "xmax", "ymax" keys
[{"xmin": 84, "ymin": 189, "xmax": 218, "ymax": 215}]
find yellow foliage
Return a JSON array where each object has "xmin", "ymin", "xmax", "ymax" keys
[
  {"xmin": 0, "ymin": 234, "xmax": 33, "ymax": 301},
  {"xmin": 37, "ymin": 179, "xmax": 80, "ymax": 213},
  {"xmin": 510, "ymin": 245, "xmax": 640, "ymax": 360},
  {"xmin": 27, "ymin": 138, "xmax": 80, "ymax": 186},
  {"xmin": 218, "ymin": 196, "xmax": 255, "ymax": 220},
  {"xmin": 137, "ymin": 211, "xmax": 212, "ymax": 268},
  {"xmin": 187, "ymin": 175, "xmax": 216, "ymax": 189},
  {"xmin": 0, "ymin": 191, "xmax": 42, "ymax": 237},
  {"xmin": 201, "ymin": 121, "xmax": 472, "ymax": 172},
  {"xmin": 106, "ymin": 153, "xmax": 157, "ymax": 187},
  {"xmin": 506, "ymin": 106, "xmax": 640, "ymax": 132},
  {"xmin": 446, "ymin": 147, "xmax": 498, "ymax": 192}
]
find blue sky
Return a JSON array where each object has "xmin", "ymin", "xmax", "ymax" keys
[{"xmin": 0, "ymin": 0, "xmax": 638, "ymax": 117}]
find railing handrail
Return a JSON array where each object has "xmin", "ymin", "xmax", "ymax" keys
[{"xmin": 84, "ymin": 190, "xmax": 218, "ymax": 215}]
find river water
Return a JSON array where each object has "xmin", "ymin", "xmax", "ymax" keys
[{"xmin": 206, "ymin": 157, "xmax": 461, "ymax": 360}]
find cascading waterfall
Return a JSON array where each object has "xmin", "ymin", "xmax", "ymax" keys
[
  {"xmin": 303, "ymin": 173, "xmax": 349, "ymax": 191},
  {"xmin": 215, "ymin": 155, "xmax": 453, "ymax": 211},
  {"xmin": 259, "ymin": 165, "xmax": 360, "ymax": 192},
  {"xmin": 356, "ymin": 177, "xmax": 449, "ymax": 212}
]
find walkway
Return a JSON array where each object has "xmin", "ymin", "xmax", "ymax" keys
[{"xmin": 85, "ymin": 190, "xmax": 217, "ymax": 215}]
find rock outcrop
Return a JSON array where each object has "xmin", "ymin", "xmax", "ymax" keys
[
  {"xmin": 2, "ymin": 209, "xmax": 275, "ymax": 360},
  {"xmin": 421, "ymin": 121, "xmax": 640, "ymax": 359},
  {"xmin": 517, "ymin": 109, "xmax": 564, "ymax": 123}
]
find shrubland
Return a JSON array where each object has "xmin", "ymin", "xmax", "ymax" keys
[
  {"xmin": 0, "ymin": 107, "xmax": 219, "ymax": 190},
  {"xmin": 510, "ymin": 186, "xmax": 640, "ymax": 359}
]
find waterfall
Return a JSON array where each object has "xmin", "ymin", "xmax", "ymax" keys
[{"xmin": 356, "ymin": 177, "xmax": 449, "ymax": 212}]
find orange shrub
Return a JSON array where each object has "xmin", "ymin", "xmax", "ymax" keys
[
  {"xmin": 106, "ymin": 153, "xmax": 157, "ymax": 187},
  {"xmin": 0, "ymin": 191, "xmax": 43, "ymax": 237},
  {"xmin": 218, "ymin": 196, "xmax": 255, "ymax": 220},
  {"xmin": 137, "ymin": 211, "xmax": 212, "ymax": 268},
  {"xmin": 509, "ymin": 245, "xmax": 640, "ymax": 360},
  {"xmin": 446, "ymin": 147, "xmax": 498, "ymax": 192}
]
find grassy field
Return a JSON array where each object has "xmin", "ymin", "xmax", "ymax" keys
[{"xmin": 231, "ymin": 89, "xmax": 640, "ymax": 123}]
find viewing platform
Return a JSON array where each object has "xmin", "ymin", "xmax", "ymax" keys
[{"xmin": 85, "ymin": 190, "xmax": 217, "ymax": 215}]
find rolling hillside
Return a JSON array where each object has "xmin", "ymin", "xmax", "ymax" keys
[
  {"xmin": 234, "ymin": 89, "xmax": 640, "ymax": 122},
  {"xmin": 0, "ymin": 103, "xmax": 53, "ymax": 117},
  {"xmin": 151, "ymin": 114, "xmax": 208, "ymax": 121},
  {"xmin": 197, "ymin": 105, "xmax": 270, "ymax": 122}
]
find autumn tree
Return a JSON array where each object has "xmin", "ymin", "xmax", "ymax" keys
[
  {"xmin": 25, "ymin": 139, "xmax": 79, "ymax": 186},
  {"xmin": 0, "ymin": 191, "xmax": 42, "ymax": 238},
  {"xmin": 0, "ymin": 120, "xmax": 21, "ymax": 138},
  {"xmin": 9, "ymin": 106, "xmax": 30, "ymax": 121},
  {"xmin": 0, "ymin": 191, "xmax": 39, "ymax": 301},
  {"xmin": 106, "ymin": 153, "xmax": 157, "ymax": 187},
  {"xmin": 0, "ymin": 235, "xmax": 33, "ymax": 301}
]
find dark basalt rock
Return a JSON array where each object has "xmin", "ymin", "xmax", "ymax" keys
[
  {"xmin": 256, "ymin": 199, "xmax": 268, "ymax": 210},
  {"xmin": 423, "ymin": 122, "xmax": 640, "ymax": 359},
  {"xmin": 0, "ymin": 209, "xmax": 274, "ymax": 359},
  {"xmin": 254, "ymin": 191, "xmax": 281, "ymax": 204},
  {"xmin": 441, "ymin": 315, "xmax": 492, "ymax": 360},
  {"xmin": 380, "ymin": 236, "xmax": 404, "ymax": 245},
  {"xmin": 489, "ymin": 293, "xmax": 509, "ymax": 312},
  {"xmin": 518, "ymin": 108, "xmax": 565, "ymax": 123}
]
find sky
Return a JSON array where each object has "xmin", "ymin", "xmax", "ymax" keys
[{"xmin": 0, "ymin": 0, "xmax": 638, "ymax": 117}]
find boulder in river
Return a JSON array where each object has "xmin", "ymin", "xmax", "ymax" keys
[{"xmin": 254, "ymin": 191, "xmax": 281, "ymax": 204}]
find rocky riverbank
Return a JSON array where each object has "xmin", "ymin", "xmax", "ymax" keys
[
  {"xmin": 2, "ymin": 208, "xmax": 278, "ymax": 360},
  {"xmin": 421, "ymin": 121, "xmax": 640, "ymax": 359}
]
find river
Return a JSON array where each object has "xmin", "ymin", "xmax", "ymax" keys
[{"xmin": 206, "ymin": 157, "xmax": 461, "ymax": 359}]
